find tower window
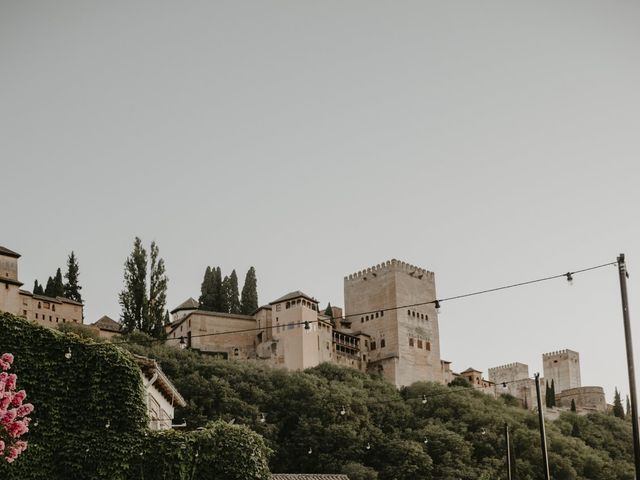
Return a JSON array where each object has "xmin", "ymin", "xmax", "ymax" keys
[
  {"xmin": 371, "ymin": 341, "xmax": 377, "ymax": 350},
  {"xmin": 407, "ymin": 310, "xmax": 411, "ymax": 316},
  {"xmin": 409, "ymin": 338, "xmax": 414, "ymax": 347},
  {"xmin": 361, "ymin": 317, "xmax": 364, "ymax": 323},
  {"xmin": 418, "ymin": 340, "xmax": 423, "ymax": 348},
  {"xmin": 380, "ymin": 339, "xmax": 386, "ymax": 348},
  {"xmin": 380, "ymin": 310, "xmax": 384, "ymax": 317},
  {"xmin": 426, "ymin": 342, "xmax": 431, "ymax": 351}
]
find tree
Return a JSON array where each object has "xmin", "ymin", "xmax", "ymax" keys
[
  {"xmin": 240, "ymin": 267, "xmax": 258, "ymax": 315},
  {"xmin": 219, "ymin": 275, "xmax": 231, "ymax": 313},
  {"xmin": 325, "ymin": 303, "xmax": 333, "ymax": 316},
  {"xmin": 32, "ymin": 280, "xmax": 43, "ymax": 295},
  {"xmin": 627, "ymin": 395, "xmax": 631, "ymax": 417},
  {"xmin": 63, "ymin": 251, "xmax": 82, "ymax": 302},
  {"xmin": 571, "ymin": 399, "xmax": 577, "ymax": 412},
  {"xmin": 119, "ymin": 237, "xmax": 148, "ymax": 333},
  {"xmin": 148, "ymin": 241, "xmax": 168, "ymax": 338},
  {"xmin": 52, "ymin": 268, "xmax": 64, "ymax": 297},
  {"xmin": 119, "ymin": 238, "xmax": 168, "ymax": 339},
  {"xmin": 212, "ymin": 267, "xmax": 223, "ymax": 311},
  {"xmin": 199, "ymin": 267, "xmax": 214, "ymax": 310},
  {"xmin": 613, "ymin": 388, "xmax": 625, "ymax": 419},
  {"xmin": 550, "ymin": 379, "xmax": 556, "ymax": 407},
  {"xmin": 545, "ymin": 381, "xmax": 551, "ymax": 408},
  {"xmin": 228, "ymin": 270, "xmax": 241, "ymax": 314},
  {"xmin": 44, "ymin": 276, "xmax": 55, "ymax": 297}
]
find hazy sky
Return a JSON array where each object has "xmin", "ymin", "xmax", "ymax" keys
[{"xmin": 3, "ymin": 1, "xmax": 640, "ymax": 402}]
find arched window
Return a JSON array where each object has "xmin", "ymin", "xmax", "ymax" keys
[{"xmin": 380, "ymin": 339, "xmax": 386, "ymax": 348}]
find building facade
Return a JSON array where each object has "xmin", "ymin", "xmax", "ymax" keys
[
  {"xmin": 0, "ymin": 246, "xmax": 83, "ymax": 327},
  {"xmin": 167, "ymin": 259, "xmax": 443, "ymax": 387}
]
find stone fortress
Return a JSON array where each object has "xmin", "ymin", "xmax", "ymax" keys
[{"xmin": 0, "ymin": 244, "xmax": 608, "ymax": 411}]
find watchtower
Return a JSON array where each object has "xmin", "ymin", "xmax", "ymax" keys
[
  {"xmin": 542, "ymin": 349, "xmax": 581, "ymax": 393},
  {"xmin": 344, "ymin": 259, "xmax": 442, "ymax": 387}
]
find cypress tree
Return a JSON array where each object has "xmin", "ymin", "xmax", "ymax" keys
[
  {"xmin": 148, "ymin": 241, "xmax": 168, "ymax": 338},
  {"xmin": 52, "ymin": 268, "xmax": 64, "ymax": 297},
  {"xmin": 240, "ymin": 267, "xmax": 258, "ymax": 315},
  {"xmin": 44, "ymin": 276, "xmax": 55, "ymax": 297},
  {"xmin": 199, "ymin": 267, "xmax": 213, "ymax": 310},
  {"xmin": 212, "ymin": 267, "xmax": 223, "ymax": 311},
  {"xmin": 550, "ymin": 379, "xmax": 556, "ymax": 407},
  {"xmin": 229, "ymin": 270, "xmax": 241, "ymax": 314},
  {"xmin": 571, "ymin": 399, "xmax": 577, "ymax": 412},
  {"xmin": 545, "ymin": 381, "xmax": 551, "ymax": 408},
  {"xmin": 119, "ymin": 237, "xmax": 148, "ymax": 333},
  {"xmin": 219, "ymin": 275, "xmax": 231, "ymax": 313},
  {"xmin": 324, "ymin": 303, "xmax": 333, "ymax": 316},
  {"xmin": 571, "ymin": 419, "xmax": 580, "ymax": 437},
  {"xmin": 613, "ymin": 388, "xmax": 625, "ymax": 419},
  {"xmin": 63, "ymin": 251, "xmax": 82, "ymax": 302},
  {"xmin": 33, "ymin": 280, "xmax": 43, "ymax": 295}
]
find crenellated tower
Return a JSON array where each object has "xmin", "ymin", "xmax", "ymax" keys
[{"xmin": 344, "ymin": 259, "xmax": 442, "ymax": 387}]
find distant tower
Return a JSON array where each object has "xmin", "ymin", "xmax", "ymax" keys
[
  {"xmin": 542, "ymin": 349, "xmax": 581, "ymax": 393},
  {"xmin": 344, "ymin": 259, "xmax": 442, "ymax": 387},
  {"xmin": 0, "ymin": 246, "xmax": 23, "ymax": 316}
]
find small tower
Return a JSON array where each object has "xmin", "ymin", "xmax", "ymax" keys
[
  {"xmin": 344, "ymin": 259, "xmax": 442, "ymax": 387},
  {"xmin": 542, "ymin": 349, "xmax": 581, "ymax": 394},
  {"xmin": 0, "ymin": 246, "xmax": 23, "ymax": 316}
]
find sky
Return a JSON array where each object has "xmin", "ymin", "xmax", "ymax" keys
[{"xmin": 2, "ymin": 1, "xmax": 640, "ymax": 403}]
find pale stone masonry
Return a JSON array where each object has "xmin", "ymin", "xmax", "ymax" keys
[
  {"xmin": 0, "ymin": 246, "xmax": 83, "ymax": 326},
  {"xmin": 167, "ymin": 259, "xmax": 444, "ymax": 388}
]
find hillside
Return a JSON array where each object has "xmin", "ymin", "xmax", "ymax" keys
[{"xmin": 123, "ymin": 337, "xmax": 635, "ymax": 480}]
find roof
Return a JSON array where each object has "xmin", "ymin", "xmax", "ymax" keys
[
  {"xmin": 271, "ymin": 476, "xmax": 350, "ymax": 480},
  {"xmin": 133, "ymin": 354, "xmax": 187, "ymax": 407},
  {"xmin": 460, "ymin": 367, "xmax": 483, "ymax": 374},
  {"xmin": 167, "ymin": 309, "xmax": 255, "ymax": 335},
  {"xmin": 0, "ymin": 246, "xmax": 20, "ymax": 258},
  {"xmin": 20, "ymin": 291, "xmax": 84, "ymax": 306},
  {"xmin": 269, "ymin": 290, "xmax": 318, "ymax": 305},
  {"xmin": 92, "ymin": 315, "xmax": 122, "ymax": 333},
  {"xmin": 251, "ymin": 305, "xmax": 272, "ymax": 315},
  {"xmin": 170, "ymin": 297, "xmax": 200, "ymax": 314}
]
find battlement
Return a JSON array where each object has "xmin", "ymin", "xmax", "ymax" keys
[
  {"xmin": 344, "ymin": 259, "xmax": 435, "ymax": 281},
  {"xmin": 488, "ymin": 362, "xmax": 528, "ymax": 372},
  {"xmin": 542, "ymin": 349, "xmax": 578, "ymax": 358}
]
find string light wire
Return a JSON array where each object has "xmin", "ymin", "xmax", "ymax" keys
[{"xmin": 82, "ymin": 260, "xmax": 616, "ymax": 348}]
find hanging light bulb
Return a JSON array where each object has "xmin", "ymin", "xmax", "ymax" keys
[
  {"xmin": 366, "ymin": 442, "xmax": 371, "ymax": 450},
  {"xmin": 566, "ymin": 272, "xmax": 574, "ymax": 285},
  {"xmin": 179, "ymin": 336, "xmax": 187, "ymax": 350},
  {"xmin": 308, "ymin": 447, "xmax": 313, "ymax": 454},
  {"xmin": 481, "ymin": 428, "xmax": 487, "ymax": 435},
  {"xmin": 421, "ymin": 394, "xmax": 428, "ymax": 404},
  {"xmin": 340, "ymin": 406, "xmax": 346, "ymax": 416},
  {"xmin": 105, "ymin": 420, "xmax": 111, "ymax": 429},
  {"xmin": 259, "ymin": 413, "xmax": 266, "ymax": 423},
  {"xmin": 424, "ymin": 438, "xmax": 429, "ymax": 444},
  {"xmin": 64, "ymin": 347, "xmax": 72, "ymax": 360},
  {"xmin": 434, "ymin": 300, "xmax": 441, "ymax": 313}
]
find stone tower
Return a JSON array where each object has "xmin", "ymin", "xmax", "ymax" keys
[
  {"xmin": 0, "ymin": 246, "xmax": 22, "ymax": 316},
  {"xmin": 542, "ymin": 349, "xmax": 581, "ymax": 393},
  {"xmin": 344, "ymin": 259, "xmax": 442, "ymax": 387}
]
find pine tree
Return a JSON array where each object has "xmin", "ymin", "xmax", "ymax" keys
[
  {"xmin": 229, "ymin": 270, "xmax": 241, "ymax": 314},
  {"xmin": 119, "ymin": 237, "xmax": 148, "ymax": 333},
  {"xmin": 613, "ymin": 388, "xmax": 625, "ymax": 419},
  {"xmin": 324, "ymin": 303, "xmax": 333, "ymax": 316},
  {"xmin": 44, "ymin": 276, "xmax": 55, "ymax": 297},
  {"xmin": 52, "ymin": 268, "xmax": 65, "ymax": 297},
  {"xmin": 240, "ymin": 267, "xmax": 258, "ymax": 315},
  {"xmin": 627, "ymin": 395, "xmax": 632, "ymax": 417},
  {"xmin": 63, "ymin": 251, "xmax": 82, "ymax": 302},
  {"xmin": 219, "ymin": 275, "xmax": 231, "ymax": 313},
  {"xmin": 148, "ymin": 241, "xmax": 168, "ymax": 338},
  {"xmin": 571, "ymin": 399, "xmax": 577, "ymax": 412}
]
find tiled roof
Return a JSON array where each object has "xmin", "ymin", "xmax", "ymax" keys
[
  {"xmin": 269, "ymin": 290, "xmax": 318, "ymax": 305},
  {"xmin": 132, "ymin": 354, "xmax": 186, "ymax": 407},
  {"xmin": 0, "ymin": 246, "xmax": 20, "ymax": 258},
  {"xmin": 92, "ymin": 315, "xmax": 123, "ymax": 333},
  {"xmin": 460, "ymin": 367, "xmax": 483, "ymax": 374},
  {"xmin": 272, "ymin": 476, "xmax": 350, "ymax": 480},
  {"xmin": 170, "ymin": 297, "xmax": 200, "ymax": 314},
  {"xmin": 21, "ymin": 291, "xmax": 84, "ymax": 306}
]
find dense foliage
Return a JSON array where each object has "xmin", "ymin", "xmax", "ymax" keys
[
  {"xmin": 119, "ymin": 237, "xmax": 169, "ymax": 338},
  {"xmin": 123, "ymin": 339, "xmax": 635, "ymax": 480},
  {"xmin": 0, "ymin": 313, "xmax": 148, "ymax": 479},
  {"xmin": 0, "ymin": 314, "xmax": 272, "ymax": 479},
  {"xmin": 199, "ymin": 265, "xmax": 259, "ymax": 314}
]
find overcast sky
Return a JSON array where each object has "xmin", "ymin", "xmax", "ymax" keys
[{"xmin": 3, "ymin": 1, "xmax": 640, "ymax": 403}]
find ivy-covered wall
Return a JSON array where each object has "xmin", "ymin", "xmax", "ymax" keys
[
  {"xmin": 0, "ymin": 313, "xmax": 147, "ymax": 479},
  {"xmin": 0, "ymin": 313, "xmax": 273, "ymax": 480}
]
